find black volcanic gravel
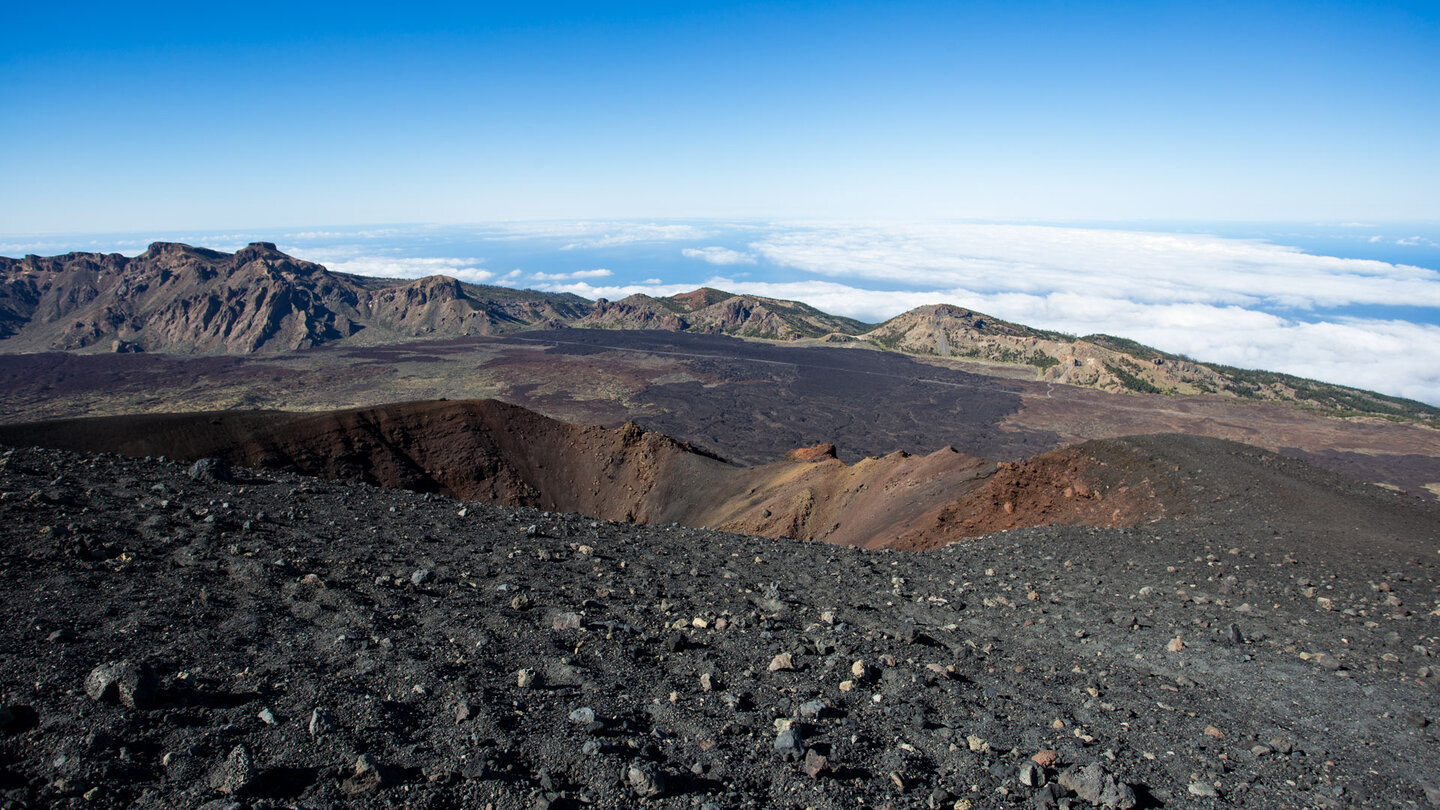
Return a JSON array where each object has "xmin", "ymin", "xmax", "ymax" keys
[{"xmin": 1, "ymin": 445, "xmax": 1438, "ymax": 809}]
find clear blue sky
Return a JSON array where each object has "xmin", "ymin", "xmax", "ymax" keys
[{"xmin": 3, "ymin": 1, "xmax": 1437, "ymax": 231}]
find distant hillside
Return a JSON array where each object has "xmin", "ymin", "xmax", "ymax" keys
[
  {"xmin": 3, "ymin": 242, "xmax": 1435, "ymax": 422},
  {"xmin": 862, "ymin": 305, "xmax": 1440, "ymax": 422},
  {"xmin": 578, "ymin": 287, "xmax": 869, "ymax": 339},
  {"xmin": 0, "ymin": 242, "xmax": 591, "ymax": 354}
]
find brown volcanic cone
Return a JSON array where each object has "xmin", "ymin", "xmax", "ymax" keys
[
  {"xmin": 0, "ymin": 399, "xmax": 725, "ymax": 524},
  {"xmin": 0, "ymin": 399, "xmax": 1180, "ymax": 548},
  {"xmin": 10, "ymin": 399, "xmax": 1424, "ymax": 551}
]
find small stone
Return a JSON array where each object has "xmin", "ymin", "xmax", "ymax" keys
[
  {"xmin": 1250, "ymin": 744, "xmax": 1272, "ymax": 756},
  {"xmin": 1167, "ymin": 637, "xmax": 1186, "ymax": 653},
  {"xmin": 552, "ymin": 612, "xmax": 582, "ymax": 631},
  {"xmin": 569, "ymin": 707, "xmax": 596, "ymax": 725},
  {"xmin": 257, "ymin": 708, "xmax": 276, "ymax": 725},
  {"xmin": 309, "ymin": 707, "xmax": 335, "ymax": 737},
  {"xmin": 851, "ymin": 659, "xmax": 870, "ymax": 680},
  {"xmin": 700, "ymin": 673, "xmax": 715, "ymax": 692},
  {"xmin": 804, "ymin": 748, "xmax": 829, "ymax": 778},
  {"xmin": 341, "ymin": 754, "xmax": 384, "ymax": 796},
  {"xmin": 517, "ymin": 669, "xmax": 538, "ymax": 689},
  {"xmin": 774, "ymin": 727, "xmax": 805, "ymax": 761},
  {"xmin": 84, "ymin": 661, "xmax": 158, "ymax": 709},
  {"xmin": 798, "ymin": 699, "xmax": 827, "ymax": 719},
  {"xmin": 1059, "ymin": 763, "xmax": 1107, "ymax": 804},
  {"xmin": 966, "ymin": 734, "xmax": 989, "ymax": 753},
  {"xmin": 1188, "ymin": 781, "xmax": 1218, "ymax": 797},
  {"xmin": 768, "ymin": 652, "xmax": 795, "ymax": 672},
  {"xmin": 411, "ymin": 568, "xmax": 431, "ymax": 586},
  {"xmin": 188, "ymin": 458, "xmax": 232, "ymax": 482},
  {"xmin": 1032, "ymin": 749, "xmax": 1058, "ymax": 767},
  {"xmin": 625, "ymin": 761, "xmax": 666, "ymax": 798},
  {"xmin": 1018, "ymin": 760, "xmax": 1045, "ymax": 787},
  {"xmin": 1203, "ymin": 725, "xmax": 1224, "ymax": 739},
  {"xmin": 455, "ymin": 701, "xmax": 474, "ymax": 724},
  {"xmin": 526, "ymin": 524, "xmax": 541, "ymax": 537},
  {"xmin": 208, "ymin": 744, "xmax": 256, "ymax": 795}
]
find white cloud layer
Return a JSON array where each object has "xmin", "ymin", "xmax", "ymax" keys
[
  {"xmin": 530, "ymin": 269, "xmax": 614, "ymax": 281},
  {"xmin": 531, "ymin": 267, "xmax": 1440, "ymax": 405},
  {"xmin": 682, "ymin": 246, "xmax": 756, "ymax": 265},
  {"xmin": 752, "ymin": 222, "xmax": 1440, "ymax": 310},
  {"xmin": 290, "ymin": 249, "xmax": 495, "ymax": 284},
  {"xmin": 477, "ymin": 221, "xmax": 717, "ymax": 249}
]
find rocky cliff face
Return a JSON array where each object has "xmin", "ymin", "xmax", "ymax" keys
[{"xmin": 0, "ymin": 243, "xmax": 592, "ymax": 354}]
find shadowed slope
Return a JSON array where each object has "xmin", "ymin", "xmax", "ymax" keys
[{"xmin": 4, "ymin": 400, "xmax": 1430, "ymax": 550}]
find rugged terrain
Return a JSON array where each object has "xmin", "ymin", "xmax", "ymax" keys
[
  {"xmin": 0, "ymin": 438, "xmax": 1437, "ymax": 809},
  {"xmin": 0, "ymin": 242, "xmax": 589, "ymax": 354},
  {"xmin": 4, "ymin": 329, "xmax": 1437, "ymax": 503},
  {"xmin": 4, "ymin": 243, "xmax": 1435, "ymax": 422},
  {"xmin": 0, "ymin": 399, "xmax": 1191, "ymax": 549}
]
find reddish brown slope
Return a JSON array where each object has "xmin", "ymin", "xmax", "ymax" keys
[
  {"xmin": 0, "ymin": 399, "xmax": 1185, "ymax": 547},
  {"xmin": 0, "ymin": 400, "xmax": 722, "ymax": 523}
]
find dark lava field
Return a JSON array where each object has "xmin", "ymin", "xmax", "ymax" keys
[{"xmin": 1, "ymin": 434, "xmax": 1438, "ymax": 809}]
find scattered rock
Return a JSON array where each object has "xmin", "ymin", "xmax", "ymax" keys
[
  {"xmin": 1018, "ymin": 759, "xmax": 1045, "ymax": 787},
  {"xmin": 188, "ymin": 458, "xmax": 232, "ymax": 483},
  {"xmin": 208, "ymin": 744, "xmax": 255, "ymax": 795},
  {"xmin": 1059, "ymin": 762, "xmax": 1135, "ymax": 809},
  {"xmin": 341, "ymin": 754, "xmax": 384, "ymax": 796},
  {"xmin": 309, "ymin": 707, "xmax": 335, "ymax": 737},
  {"xmin": 798, "ymin": 699, "xmax": 827, "ymax": 719},
  {"xmin": 774, "ymin": 727, "xmax": 805, "ymax": 761},
  {"xmin": 84, "ymin": 660, "xmax": 157, "ymax": 709},
  {"xmin": 804, "ymin": 748, "xmax": 829, "ymax": 778},
  {"xmin": 768, "ymin": 652, "xmax": 794, "ymax": 672},
  {"xmin": 625, "ymin": 761, "xmax": 666, "ymax": 798},
  {"xmin": 1189, "ymin": 781, "xmax": 1219, "ymax": 797}
]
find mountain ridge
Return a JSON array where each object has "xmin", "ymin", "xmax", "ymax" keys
[{"xmin": 3, "ymin": 242, "xmax": 1434, "ymax": 421}]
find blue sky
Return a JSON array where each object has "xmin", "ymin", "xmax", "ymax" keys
[{"xmin": 3, "ymin": 1, "xmax": 1437, "ymax": 229}]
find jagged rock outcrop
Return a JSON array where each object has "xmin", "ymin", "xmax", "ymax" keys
[{"xmin": 0, "ymin": 243, "xmax": 592, "ymax": 354}]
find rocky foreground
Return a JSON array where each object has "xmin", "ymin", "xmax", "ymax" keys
[{"xmin": 0, "ymin": 444, "xmax": 1438, "ymax": 809}]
